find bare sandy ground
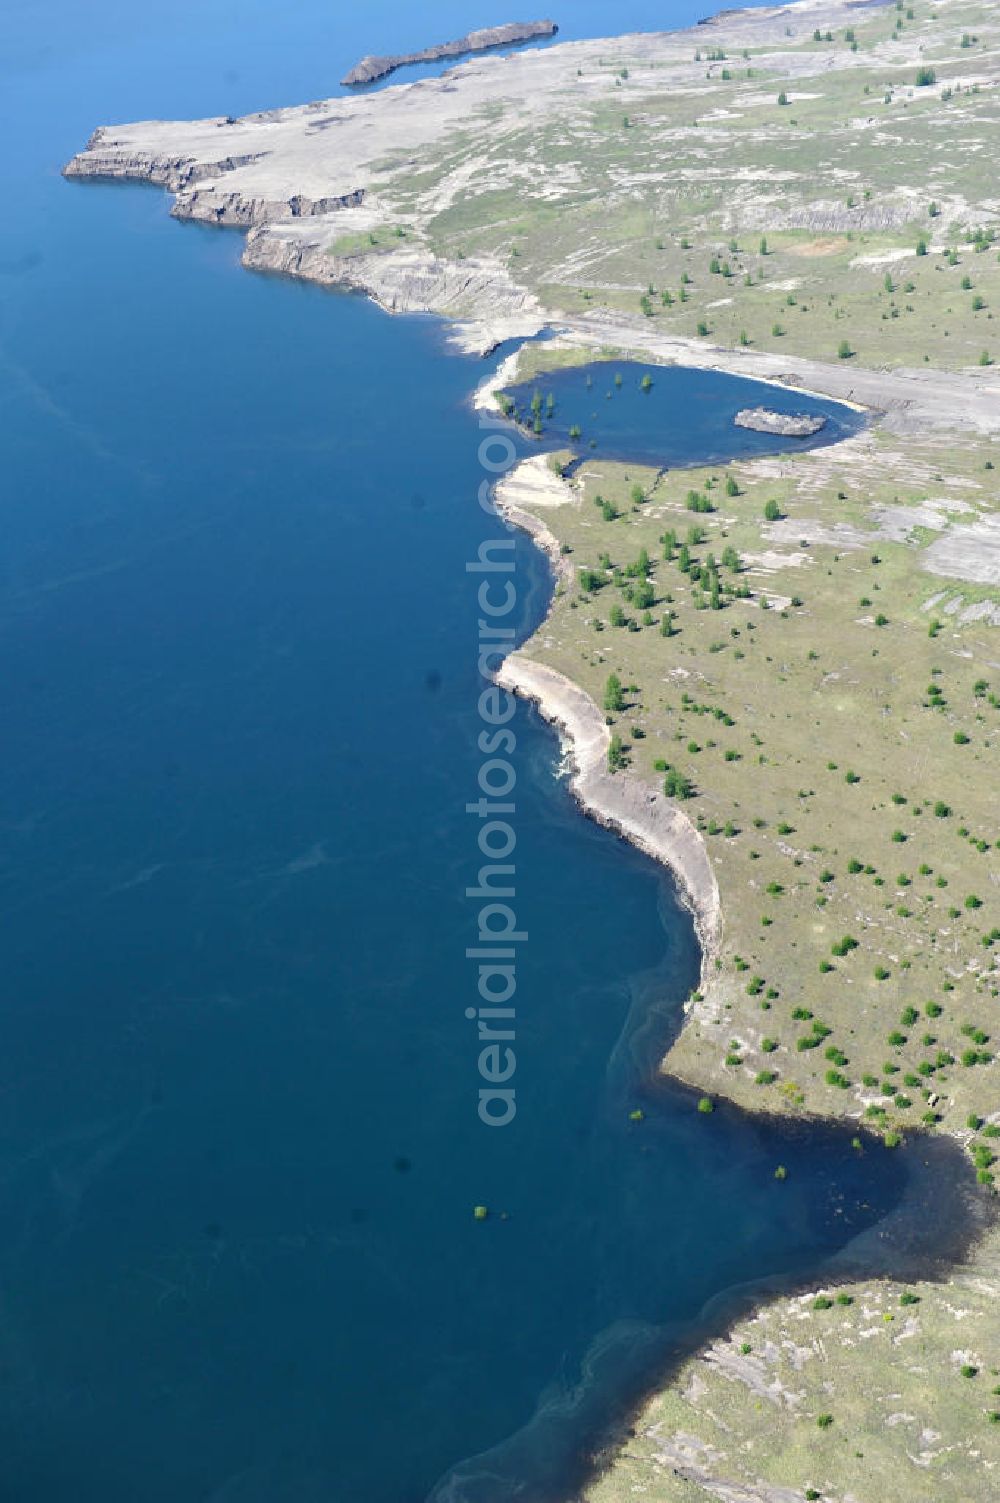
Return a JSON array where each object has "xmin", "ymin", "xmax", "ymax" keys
[
  {"xmin": 496, "ymin": 653, "xmax": 723, "ymax": 981},
  {"xmin": 63, "ymin": 0, "xmax": 940, "ymax": 370},
  {"xmin": 493, "ymin": 455, "xmax": 579, "ymax": 585},
  {"xmin": 63, "ymin": 0, "xmax": 1000, "ymax": 417}
]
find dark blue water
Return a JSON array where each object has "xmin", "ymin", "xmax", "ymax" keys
[
  {"xmin": 506, "ymin": 363, "xmax": 862, "ymax": 467},
  {"xmin": 0, "ymin": 5, "xmax": 962, "ymax": 1502}
]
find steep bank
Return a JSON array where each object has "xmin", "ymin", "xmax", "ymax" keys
[
  {"xmin": 492, "ymin": 410, "xmax": 1000, "ymax": 1501},
  {"xmin": 497, "ymin": 654, "xmax": 722, "ymax": 978},
  {"xmin": 60, "ymin": 0, "xmax": 1000, "ymax": 417},
  {"xmin": 61, "ymin": 2, "xmax": 1000, "ymax": 1495}
]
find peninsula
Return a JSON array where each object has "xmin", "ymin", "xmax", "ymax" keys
[
  {"xmin": 65, "ymin": 1, "xmax": 1000, "ymax": 1496},
  {"xmin": 341, "ymin": 19, "xmax": 558, "ymax": 86}
]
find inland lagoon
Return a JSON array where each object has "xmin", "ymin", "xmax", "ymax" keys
[
  {"xmin": 0, "ymin": 3, "xmax": 982, "ymax": 1501},
  {"xmin": 502, "ymin": 360, "xmax": 862, "ymax": 468}
]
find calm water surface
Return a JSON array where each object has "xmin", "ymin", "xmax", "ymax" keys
[
  {"xmin": 505, "ymin": 362, "xmax": 862, "ymax": 467},
  {"xmin": 0, "ymin": 4, "xmax": 942, "ymax": 1500}
]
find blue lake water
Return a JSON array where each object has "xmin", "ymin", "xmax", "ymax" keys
[
  {"xmin": 0, "ymin": 4, "xmax": 971, "ymax": 1501},
  {"xmin": 505, "ymin": 362, "xmax": 862, "ymax": 467}
]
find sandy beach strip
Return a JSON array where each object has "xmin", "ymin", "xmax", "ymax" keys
[{"xmin": 495, "ymin": 653, "xmax": 722, "ymax": 981}]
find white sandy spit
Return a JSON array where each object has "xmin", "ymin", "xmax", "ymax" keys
[{"xmin": 495, "ymin": 654, "xmax": 722, "ymax": 980}]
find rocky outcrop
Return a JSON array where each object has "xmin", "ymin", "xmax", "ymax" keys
[
  {"xmin": 341, "ymin": 19, "xmax": 558, "ymax": 86},
  {"xmin": 62, "ymin": 129, "xmax": 266, "ymax": 192},
  {"xmin": 242, "ymin": 226, "xmax": 545, "ymax": 354},
  {"xmin": 734, "ymin": 406, "xmax": 826, "ymax": 437},
  {"xmin": 64, "ymin": 129, "xmax": 366, "ymax": 228},
  {"xmin": 172, "ymin": 185, "xmax": 364, "ymax": 228}
]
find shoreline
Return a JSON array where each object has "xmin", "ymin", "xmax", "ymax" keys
[
  {"xmin": 493, "ymin": 453, "xmax": 577, "ymax": 587},
  {"xmin": 60, "ymin": 1, "xmax": 1000, "ymax": 1490},
  {"xmin": 60, "ymin": 0, "xmax": 1000, "ymax": 431},
  {"xmin": 496, "ymin": 653, "xmax": 723, "ymax": 994}
]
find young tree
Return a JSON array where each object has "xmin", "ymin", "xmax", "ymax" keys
[
  {"xmin": 604, "ymin": 673, "xmax": 625, "ymax": 711},
  {"xmin": 664, "ymin": 766, "xmax": 693, "ymax": 798}
]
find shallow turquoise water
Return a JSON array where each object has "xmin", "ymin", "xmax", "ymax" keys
[{"xmin": 0, "ymin": 5, "xmax": 943, "ymax": 1501}]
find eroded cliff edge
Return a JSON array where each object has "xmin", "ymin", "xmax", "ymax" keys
[{"xmin": 63, "ymin": 0, "xmax": 1000, "ymax": 1494}]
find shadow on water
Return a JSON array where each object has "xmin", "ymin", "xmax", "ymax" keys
[
  {"xmin": 0, "ymin": 20, "xmax": 989, "ymax": 1499},
  {"xmin": 427, "ymin": 367, "xmax": 984, "ymax": 1499},
  {"xmin": 0, "ymin": 185, "xmax": 986, "ymax": 1499},
  {"xmin": 430, "ymin": 864, "xmax": 989, "ymax": 1501}
]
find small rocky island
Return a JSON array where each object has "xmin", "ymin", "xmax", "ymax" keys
[
  {"xmin": 341, "ymin": 19, "xmax": 558, "ymax": 86},
  {"xmin": 734, "ymin": 406, "xmax": 827, "ymax": 437}
]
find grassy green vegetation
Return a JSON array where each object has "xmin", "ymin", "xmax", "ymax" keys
[
  {"xmin": 513, "ymin": 422, "xmax": 999, "ymax": 1141},
  {"xmin": 382, "ymin": 4, "xmax": 1000, "ymax": 1495},
  {"xmin": 380, "ymin": 0, "xmax": 1000, "ymax": 372},
  {"xmin": 461, "ymin": 5, "xmax": 1000, "ymax": 1498},
  {"xmin": 326, "ymin": 227, "xmax": 408, "ymax": 257},
  {"xmin": 511, "ymin": 392, "xmax": 1000, "ymax": 1502},
  {"xmin": 585, "ymin": 1269, "xmax": 1000, "ymax": 1502}
]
